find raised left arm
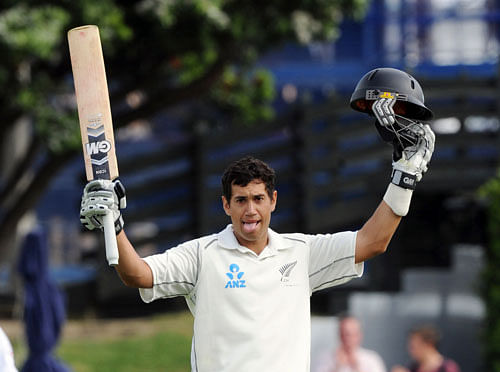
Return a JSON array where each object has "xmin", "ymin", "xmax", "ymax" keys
[
  {"xmin": 355, "ymin": 199, "xmax": 401, "ymax": 263},
  {"xmin": 354, "ymin": 97, "xmax": 436, "ymax": 263}
]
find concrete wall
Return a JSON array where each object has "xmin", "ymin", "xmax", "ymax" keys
[{"xmin": 311, "ymin": 244, "xmax": 484, "ymax": 372}]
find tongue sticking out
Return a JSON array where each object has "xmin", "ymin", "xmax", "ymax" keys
[{"xmin": 242, "ymin": 222, "xmax": 258, "ymax": 233}]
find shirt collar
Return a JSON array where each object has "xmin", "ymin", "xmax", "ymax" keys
[{"xmin": 218, "ymin": 224, "xmax": 293, "ymax": 254}]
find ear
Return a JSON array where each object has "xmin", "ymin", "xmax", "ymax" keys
[
  {"xmin": 270, "ymin": 190, "xmax": 277, "ymax": 212},
  {"xmin": 222, "ymin": 196, "xmax": 231, "ymax": 216}
]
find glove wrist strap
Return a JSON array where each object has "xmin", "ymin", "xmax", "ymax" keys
[
  {"xmin": 115, "ymin": 215, "xmax": 124, "ymax": 235},
  {"xmin": 391, "ymin": 169, "xmax": 417, "ymax": 190}
]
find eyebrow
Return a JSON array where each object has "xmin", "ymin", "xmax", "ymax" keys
[{"xmin": 233, "ymin": 193, "xmax": 266, "ymax": 199}]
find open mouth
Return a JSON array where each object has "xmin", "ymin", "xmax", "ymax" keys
[{"xmin": 242, "ymin": 221, "xmax": 260, "ymax": 233}]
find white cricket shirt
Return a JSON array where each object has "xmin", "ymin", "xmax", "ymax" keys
[{"xmin": 140, "ymin": 225, "xmax": 363, "ymax": 372}]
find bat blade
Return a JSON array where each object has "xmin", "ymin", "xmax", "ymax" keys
[
  {"xmin": 68, "ymin": 25, "xmax": 119, "ymax": 266},
  {"xmin": 68, "ymin": 25, "xmax": 118, "ymax": 181}
]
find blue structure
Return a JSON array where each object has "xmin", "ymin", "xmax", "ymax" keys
[
  {"xmin": 259, "ymin": 0, "xmax": 499, "ymax": 99},
  {"xmin": 17, "ymin": 227, "xmax": 72, "ymax": 372}
]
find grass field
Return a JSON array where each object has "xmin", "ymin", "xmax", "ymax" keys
[{"xmin": 7, "ymin": 311, "xmax": 193, "ymax": 372}]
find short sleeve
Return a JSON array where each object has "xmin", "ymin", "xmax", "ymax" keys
[
  {"xmin": 139, "ymin": 239, "xmax": 200, "ymax": 303},
  {"xmin": 307, "ymin": 230, "xmax": 363, "ymax": 293}
]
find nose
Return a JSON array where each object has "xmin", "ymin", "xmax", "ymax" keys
[{"xmin": 245, "ymin": 200, "xmax": 257, "ymax": 215}]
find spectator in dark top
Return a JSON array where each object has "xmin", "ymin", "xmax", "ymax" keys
[{"xmin": 391, "ymin": 325, "xmax": 460, "ymax": 372}]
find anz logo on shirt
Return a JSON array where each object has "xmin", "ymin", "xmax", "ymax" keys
[{"xmin": 225, "ymin": 263, "xmax": 246, "ymax": 288}]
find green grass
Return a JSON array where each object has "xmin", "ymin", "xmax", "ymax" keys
[
  {"xmin": 57, "ymin": 330, "xmax": 191, "ymax": 372},
  {"xmin": 11, "ymin": 312, "xmax": 193, "ymax": 372}
]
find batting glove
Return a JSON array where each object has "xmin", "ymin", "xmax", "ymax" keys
[
  {"xmin": 372, "ymin": 96, "xmax": 435, "ymax": 188},
  {"xmin": 390, "ymin": 123, "xmax": 435, "ymax": 189},
  {"xmin": 80, "ymin": 179, "xmax": 126, "ymax": 234},
  {"xmin": 373, "ymin": 96, "xmax": 435, "ymax": 216},
  {"xmin": 381, "ymin": 123, "xmax": 435, "ymax": 216}
]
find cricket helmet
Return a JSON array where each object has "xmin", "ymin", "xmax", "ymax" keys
[
  {"xmin": 350, "ymin": 67, "xmax": 433, "ymax": 121},
  {"xmin": 350, "ymin": 67, "xmax": 433, "ymax": 156}
]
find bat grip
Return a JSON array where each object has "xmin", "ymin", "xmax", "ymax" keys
[{"xmin": 103, "ymin": 212, "xmax": 119, "ymax": 266}]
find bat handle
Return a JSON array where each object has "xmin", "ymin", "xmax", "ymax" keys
[{"xmin": 103, "ymin": 212, "xmax": 119, "ymax": 266}]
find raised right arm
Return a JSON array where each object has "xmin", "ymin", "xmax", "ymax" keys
[
  {"xmin": 115, "ymin": 230, "xmax": 153, "ymax": 288},
  {"xmin": 80, "ymin": 179, "xmax": 153, "ymax": 288}
]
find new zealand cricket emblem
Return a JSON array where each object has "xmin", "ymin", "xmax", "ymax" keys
[{"xmin": 279, "ymin": 261, "xmax": 297, "ymax": 282}]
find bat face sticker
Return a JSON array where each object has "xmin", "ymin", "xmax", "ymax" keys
[{"xmin": 85, "ymin": 114, "xmax": 111, "ymax": 178}]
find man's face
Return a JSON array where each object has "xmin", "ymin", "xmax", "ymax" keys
[
  {"xmin": 222, "ymin": 180, "xmax": 277, "ymax": 253},
  {"xmin": 339, "ymin": 317, "xmax": 362, "ymax": 351},
  {"xmin": 408, "ymin": 334, "xmax": 427, "ymax": 361}
]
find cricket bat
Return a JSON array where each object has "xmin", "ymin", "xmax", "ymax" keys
[{"xmin": 68, "ymin": 25, "xmax": 119, "ymax": 266}]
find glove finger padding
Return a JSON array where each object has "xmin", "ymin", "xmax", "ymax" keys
[
  {"xmin": 372, "ymin": 95, "xmax": 430, "ymax": 162},
  {"xmin": 80, "ymin": 179, "xmax": 126, "ymax": 234},
  {"xmin": 373, "ymin": 96, "xmax": 397, "ymax": 127},
  {"xmin": 423, "ymin": 124, "xmax": 435, "ymax": 162},
  {"xmin": 83, "ymin": 179, "xmax": 127, "ymax": 207},
  {"xmin": 391, "ymin": 123, "xmax": 435, "ymax": 188},
  {"xmin": 80, "ymin": 201, "xmax": 111, "ymax": 231}
]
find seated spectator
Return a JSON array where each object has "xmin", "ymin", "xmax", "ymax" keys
[
  {"xmin": 391, "ymin": 324, "xmax": 460, "ymax": 372},
  {"xmin": 315, "ymin": 315, "xmax": 386, "ymax": 372}
]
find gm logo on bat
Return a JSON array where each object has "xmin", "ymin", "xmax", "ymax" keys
[{"xmin": 86, "ymin": 140, "xmax": 111, "ymax": 156}]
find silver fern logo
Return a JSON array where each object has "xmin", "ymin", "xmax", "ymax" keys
[{"xmin": 279, "ymin": 261, "xmax": 297, "ymax": 282}]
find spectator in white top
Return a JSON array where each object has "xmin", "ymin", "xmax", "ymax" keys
[
  {"xmin": 0, "ymin": 326, "xmax": 18, "ymax": 372},
  {"xmin": 315, "ymin": 315, "xmax": 386, "ymax": 372}
]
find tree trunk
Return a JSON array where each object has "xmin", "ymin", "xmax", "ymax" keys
[{"xmin": 0, "ymin": 150, "xmax": 76, "ymax": 260}]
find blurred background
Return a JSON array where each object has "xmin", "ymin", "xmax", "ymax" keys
[{"xmin": 1, "ymin": 0, "xmax": 500, "ymax": 371}]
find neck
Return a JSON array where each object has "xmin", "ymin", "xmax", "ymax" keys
[
  {"xmin": 234, "ymin": 234, "xmax": 268, "ymax": 255},
  {"xmin": 343, "ymin": 345, "xmax": 359, "ymax": 355},
  {"xmin": 245, "ymin": 239, "xmax": 268, "ymax": 255},
  {"xmin": 250, "ymin": 245, "xmax": 266, "ymax": 255},
  {"xmin": 419, "ymin": 350, "xmax": 443, "ymax": 370}
]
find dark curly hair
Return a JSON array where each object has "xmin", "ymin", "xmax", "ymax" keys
[
  {"xmin": 221, "ymin": 156, "xmax": 276, "ymax": 202},
  {"xmin": 409, "ymin": 324, "xmax": 441, "ymax": 348}
]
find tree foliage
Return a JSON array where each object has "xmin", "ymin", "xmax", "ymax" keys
[
  {"xmin": 0, "ymin": 0, "xmax": 369, "ymax": 256},
  {"xmin": 479, "ymin": 173, "xmax": 500, "ymax": 371}
]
